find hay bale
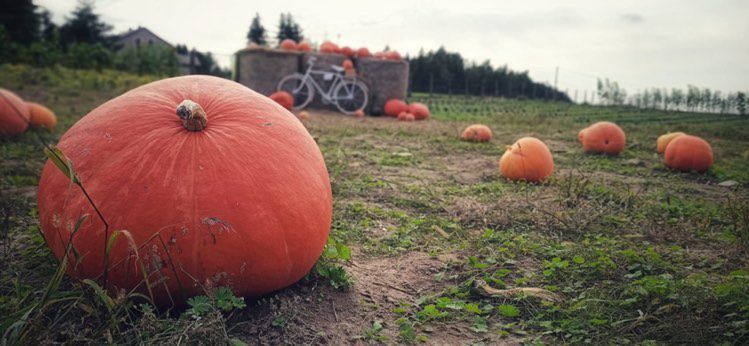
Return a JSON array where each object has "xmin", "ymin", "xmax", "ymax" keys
[
  {"xmin": 302, "ymin": 53, "xmax": 347, "ymax": 109},
  {"xmin": 235, "ymin": 47, "xmax": 302, "ymax": 96},
  {"xmin": 356, "ymin": 58, "xmax": 409, "ymax": 115}
]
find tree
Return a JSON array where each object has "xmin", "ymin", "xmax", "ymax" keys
[
  {"xmin": 738, "ymin": 92, "xmax": 746, "ymax": 116},
  {"xmin": 276, "ymin": 13, "xmax": 303, "ymax": 43},
  {"xmin": 247, "ymin": 13, "xmax": 267, "ymax": 45},
  {"xmin": 0, "ymin": 0, "xmax": 40, "ymax": 45},
  {"xmin": 59, "ymin": 1, "xmax": 112, "ymax": 46}
]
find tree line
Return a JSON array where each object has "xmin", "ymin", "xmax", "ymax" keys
[
  {"xmin": 597, "ymin": 78, "xmax": 747, "ymax": 115},
  {"xmin": 0, "ymin": 0, "xmax": 228, "ymax": 77},
  {"xmin": 246, "ymin": 13, "xmax": 303, "ymax": 46}
]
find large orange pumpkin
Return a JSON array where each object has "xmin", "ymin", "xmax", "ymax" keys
[
  {"xmin": 577, "ymin": 127, "xmax": 588, "ymax": 144},
  {"xmin": 408, "ymin": 102, "xmax": 430, "ymax": 120},
  {"xmin": 461, "ymin": 124, "xmax": 492, "ymax": 142},
  {"xmin": 37, "ymin": 76, "xmax": 332, "ymax": 306},
  {"xmin": 582, "ymin": 121, "xmax": 626, "ymax": 155},
  {"xmin": 499, "ymin": 137, "xmax": 554, "ymax": 183},
  {"xmin": 341, "ymin": 46, "xmax": 354, "ymax": 57},
  {"xmin": 664, "ymin": 135, "xmax": 713, "ymax": 173},
  {"xmin": 656, "ymin": 132, "xmax": 685, "ymax": 154},
  {"xmin": 297, "ymin": 41, "xmax": 312, "ymax": 52},
  {"xmin": 319, "ymin": 41, "xmax": 340, "ymax": 54},
  {"xmin": 279, "ymin": 39, "xmax": 297, "ymax": 51},
  {"xmin": 0, "ymin": 88, "xmax": 30, "ymax": 137},
  {"xmin": 397, "ymin": 112, "xmax": 415, "ymax": 121},
  {"xmin": 385, "ymin": 51, "xmax": 402, "ymax": 61},
  {"xmin": 270, "ymin": 91, "xmax": 294, "ymax": 110},
  {"xmin": 27, "ymin": 102, "xmax": 57, "ymax": 131},
  {"xmin": 356, "ymin": 47, "xmax": 371, "ymax": 58},
  {"xmin": 342, "ymin": 59, "xmax": 354, "ymax": 71},
  {"xmin": 384, "ymin": 99, "xmax": 408, "ymax": 117}
]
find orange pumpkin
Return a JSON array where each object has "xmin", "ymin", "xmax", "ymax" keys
[
  {"xmin": 397, "ymin": 112, "xmax": 415, "ymax": 121},
  {"xmin": 27, "ymin": 102, "xmax": 57, "ymax": 131},
  {"xmin": 656, "ymin": 132, "xmax": 685, "ymax": 154},
  {"xmin": 582, "ymin": 121, "xmax": 626, "ymax": 155},
  {"xmin": 356, "ymin": 47, "xmax": 371, "ymax": 58},
  {"xmin": 461, "ymin": 124, "xmax": 492, "ymax": 142},
  {"xmin": 577, "ymin": 127, "xmax": 588, "ymax": 144},
  {"xmin": 341, "ymin": 46, "xmax": 354, "ymax": 57},
  {"xmin": 297, "ymin": 41, "xmax": 312, "ymax": 52},
  {"xmin": 298, "ymin": 111, "xmax": 310, "ymax": 120},
  {"xmin": 385, "ymin": 51, "xmax": 402, "ymax": 61},
  {"xmin": 373, "ymin": 51, "xmax": 385, "ymax": 59},
  {"xmin": 37, "ymin": 76, "xmax": 332, "ymax": 306},
  {"xmin": 384, "ymin": 99, "xmax": 408, "ymax": 117},
  {"xmin": 319, "ymin": 41, "xmax": 340, "ymax": 54},
  {"xmin": 0, "ymin": 88, "xmax": 30, "ymax": 137},
  {"xmin": 354, "ymin": 109, "xmax": 365, "ymax": 118},
  {"xmin": 499, "ymin": 137, "xmax": 554, "ymax": 183},
  {"xmin": 279, "ymin": 39, "xmax": 297, "ymax": 51},
  {"xmin": 270, "ymin": 91, "xmax": 294, "ymax": 110},
  {"xmin": 408, "ymin": 102, "xmax": 430, "ymax": 120},
  {"xmin": 342, "ymin": 59, "xmax": 354, "ymax": 71},
  {"xmin": 664, "ymin": 135, "xmax": 713, "ymax": 173}
]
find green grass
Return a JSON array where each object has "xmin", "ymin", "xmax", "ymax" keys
[{"xmin": 2, "ymin": 65, "xmax": 748, "ymax": 344}]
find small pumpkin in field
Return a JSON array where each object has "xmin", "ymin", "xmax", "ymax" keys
[
  {"xmin": 354, "ymin": 110, "xmax": 365, "ymax": 118},
  {"xmin": 27, "ymin": 102, "xmax": 57, "ymax": 131},
  {"xmin": 657, "ymin": 132, "xmax": 685, "ymax": 154},
  {"xmin": 356, "ymin": 47, "xmax": 371, "ymax": 58},
  {"xmin": 499, "ymin": 137, "xmax": 554, "ymax": 183},
  {"xmin": 577, "ymin": 127, "xmax": 588, "ymax": 143},
  {"xmin": 408, "ymin": 102, "xmax": 430, "ymax": 120},
  {"xmin": 341, "ymin": 46, "xmax": 354, "ymax": 57},
  {"xmin": 0, "ymin": 88, "xmax": 30, "ymax": 137},
  {"xmin": 581, "ymin": 121, "xmax": 626, "ymax": 155},
  {"xmin": 319, "ymin": 41, "xmax": 340, "ymax": 54},
  {"xmin": 37, "ymin": 76, "xmax": 332, "ymax": 306},
  {"xmin": 397, "ymin": 112, "xmax": 415, "ymax": 121},
  {"xmin": 342, "ymin": 59, "xmax": 354, "ymax": 71},
  {"xmin": 279, "ymin": 39, "xmax": 297, "ymax": 51},
  {"xmin": 384, "ymin": 99, "xmax": 408, "ymax": 117},
  {"xmin": 297, "ymin": 41, "xmax": 312, "ymax": 52},
  {"xmin": 270, "ymin": 91, "xmax": 294, "ymax": 110},
  {"xmin": 461, "ymin": 124, "xmax": 492, "ymax": 142},
  {"xmin": 298, "ymin": 111, "xmax": 310, "ymax": 120},
  {"xmin": 385, "ymin": 51, "xmax": 402, "ymax": 61},
  {"xmin": 664, "ymin": 135, "xmax": 713, "ymax": 173}
]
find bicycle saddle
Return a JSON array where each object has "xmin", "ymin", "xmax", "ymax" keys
[{"xmin": 330, "ymin": 65, "xmax": 344, "ymax": 73}]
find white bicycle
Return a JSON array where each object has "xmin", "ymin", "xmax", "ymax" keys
[{"xmin": 277, "ymin": 57, "xmax": 369, "ymax": 115}]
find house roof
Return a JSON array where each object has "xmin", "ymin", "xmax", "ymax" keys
[{"xmin": 115, "ymin": 26, "xmax": 173, "ymax": 49}]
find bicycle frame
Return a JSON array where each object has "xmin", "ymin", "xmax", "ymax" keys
[{"xmin": 294, "ymin": 59, "xmax": 360, "ymax": 103}]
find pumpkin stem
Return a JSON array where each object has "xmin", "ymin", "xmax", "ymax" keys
[{"xmin": 176, "ymin": 99, "xmax": 207, "ymax": 131}]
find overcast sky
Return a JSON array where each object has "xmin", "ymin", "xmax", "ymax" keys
[{"xmin": 38, "ymin": 0, "xmax": 748, "ymax": 97}]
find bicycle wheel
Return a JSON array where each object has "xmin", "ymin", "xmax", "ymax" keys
[
  {"xmin": 333, "ymin": 80, "xmax": 368, "ymax": 115},
  {"xmin": 277, "ymin": 73, "xmax": 314, "ymax": 110}
]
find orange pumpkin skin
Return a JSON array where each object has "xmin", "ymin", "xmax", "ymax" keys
[
  {"xmin": 577, "ymin": 127, "xmax": 588, "ymax": 144},
  {"xmin": 0, "ymin": 88, "xmax": 30, "ymax": 137},
  {"xmin": 408, "ymin": 102, "xmax": 430, "ymax": 120},
  {"xmin": 384, "ymin": 99, "xmax": 408, "ymax": 117},
  {"xmin": 499, "ymin": 137, "xmax": 554, "ymax": 183},
  {"xmin": 341, "ymin": 46, "xmax": 354, "ymax": 57},
  {"xmin": 397, "ymin": 112, "xmax": 415, "ymax": 121},
  {"xmin": 664, "ymin": 135, "xmax": 713, "ymax": 173},
  {"xmin": 279, "ymin": 39, "xmax": 297, "ymax": 51},
  {"xmin": 385, "ymin": 51, "xmax": 402, "ymax": 61},
  {"xmin": 27, "ymin": 102, "xmax": 57, "ymax": 130},
  {"xmin": 297, "ymin": 41, "xmax": 312, "ymax": 52},
  {"xmin": 354, "ymin": 110, "xmax": 365, "ymax": 118},
  {"xmin": 461, "ymin": 124, "xmax": 492, "ymax": 142},
  {"xmin": 373, "ymin": 51, "xmax": 385, "ymax": 59},
  {"xmin": 356, "ymin": 47, "xmax": 371, "ymax": 58},
  {"xmin": 270, "ymin": 91, "xmax": 294, "ymax": 110},
  {"xmin": 298, "ymin": 111, "xmax": 310, "ymax": 120},
  {"xmin": 657, "ymin": 132, "xmax": 685, "ymax": 154},
  {"xmin": 37, "ymin": 76, "xmax": 332, "ymax": 306},
  {"xmin": 582, "ymin": 121, "xmax": 626, "ymax": 155},
  {"xmin": 342, "ymin": 59, "xmax": 354, "ymax": 71},
  {"xmin": 319, "ymin": 41, "xmax": 340, "ymax": 54}
]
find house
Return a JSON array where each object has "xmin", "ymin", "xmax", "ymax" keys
[{"xmin": 113, "ymin": 26, "xmax": 200, "ymax": 75}]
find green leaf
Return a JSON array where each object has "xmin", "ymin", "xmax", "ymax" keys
[
  {"xmin": 186, "ymin": 295, "xmax": 211, "ymax": 317},
  {"xmin": 573, "ymin": 256, "xmax": 585, "ymax": 264},
  {"xmin": 472, "ymin": 316, "xmax": 488, "ymax": 333},
  {"xmin": 497, "ymin": 304, "xmax": 520, "ymax": 318},
  {"xmin": 44, "ymin": 145, "xmax": 80, "ymax": 185}
]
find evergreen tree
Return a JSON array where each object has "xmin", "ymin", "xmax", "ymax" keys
[
  {"xmin": 738, "ymin": 92, "xmax": 746, "ymax": 116},
  {"xmin": 0, "ymin": 0, "xmax": 40, "ymax": 45},
  {"xmin": 247, "ymin": 13, "xmax": 267, "ymax": 45},
  {"xmin": 276, "ymin": 13, "xmax": 303, "ymax": 43},
  {"xmin": 59, "ymin": 1, "xmax": 112, "ymax": 46}
]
